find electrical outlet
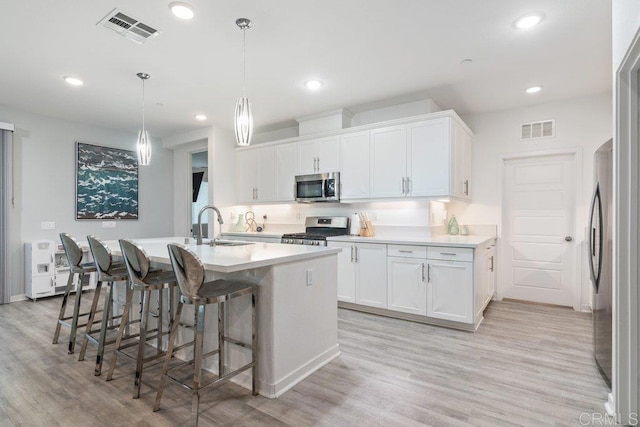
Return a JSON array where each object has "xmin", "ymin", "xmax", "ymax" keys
[
  {"xmin": 306, "ymin": 269, "xmax": 313, "ymax": 286},
  {"xmin": 230, "ymin": 212, "xmax": 237, "ymax": 220},
  {"xmin": 40, "ymin": 221, "xmax": 55, "ymax": 230},
  {"xmin": 101, "ymin": 221, "xmax": 116, "ymax": 229}
]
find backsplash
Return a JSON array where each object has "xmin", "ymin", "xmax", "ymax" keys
[{"xmin": 221, "ymin": 200, "xmax": 446, "ymax": 236}]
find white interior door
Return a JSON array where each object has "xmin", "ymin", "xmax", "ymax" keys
[{"xmin": 502, "ymin": 154, "xmax": 576, "ymax": 307}]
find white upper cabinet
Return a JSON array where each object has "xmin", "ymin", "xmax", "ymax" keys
[
  {"xmin": 236, "ymin": 110, "xmax": 473, "ymax": 203},
  {"xmin": 297, "ymin": 136, "xmax": 340, "ymax": 174},
  {"xmin": 236, "ymin": 146, "xmax": 276, "ymax": 203},
  {"xmin": 370, "ymin": 125, "xmax": 407, "ymax": 198},
  {"xmin": 275, "ymin": 142, "xmax": 297, "ymax": 201},
  {"xmin": 340, "ymin": 130, "xmax": 370, "ymax": 199},
  {"xmin": 451, "ymin": 122, "xmax": 472, "ymax": 200},
  {"xmin": 407, "ymin": 118, "xmax": 450, "ymax": 197},
  {"xmin": 370, "ymin": 116, "xmax": 472, "ymax": 201}
]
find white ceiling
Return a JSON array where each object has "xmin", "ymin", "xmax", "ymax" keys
[{"xmin": 0, "ymin": 0, "xmax": 611, "ymax": 138}]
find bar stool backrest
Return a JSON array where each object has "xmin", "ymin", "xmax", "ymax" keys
[
  {"xmin": 60, "ymin": 233, "xmax": 83, "ymax": 268},
  {"xmin": 119, "ymin": 239, "xmax": 152, "ymax": 286},
  {"xmin": 87, "ymin": 235, "xmax": 114, "ymax": 277},
  {"xmin": 167, "ymin": 244, "xmax": 205, "ymax": 299}
]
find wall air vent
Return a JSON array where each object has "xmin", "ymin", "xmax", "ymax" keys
[
  {"xmin": 521, "ymin": 119, "xmax": 555, "ymax": 140},
  {"xmin": 97, "ymin": 9, "xmax": 160, "ymax": 44}
]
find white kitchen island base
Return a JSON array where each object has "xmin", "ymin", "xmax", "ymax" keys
[
  {"xmin": 105, "ymin": 238, "xmax": 340, "ymax": 399},
  {"xmin": 210, "ymin": 253, "xmax": 340, "ymax": 398}
]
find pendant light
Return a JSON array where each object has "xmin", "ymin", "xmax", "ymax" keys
[
  {"xmin": 136, "ymin": 72, "xmax": 152, "ymax": 165},
  {"xmin": 234, "ymin": 18, "xmax": 253, "ymax": 146}
]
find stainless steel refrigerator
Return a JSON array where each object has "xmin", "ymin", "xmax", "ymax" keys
[{"xmin": 589, "ymin": 139, "xmax": 613, "ymax": 388}]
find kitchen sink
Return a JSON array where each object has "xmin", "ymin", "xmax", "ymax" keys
[{"xmin": 210, "ymin": 239, "xmax": 255, "ymax": 247}]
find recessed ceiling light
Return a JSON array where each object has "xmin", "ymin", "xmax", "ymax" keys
[
  {"xmin": 169, "ymin": 2, "xmax": 194, "ymax": 20},
  {"xmin": 155, "ymin": 102, "xmax": 164, "ymax": 107},
  {"xmin": 525, "ymin": 85, "xmax": 543, "ymax": 94},
  {"xmin": 195, "ymin": 114, "xmax": 207, "ymax": 121},
  {"xmin": 460, "ymin": 58, "xmax": 472, "ymax": 65},
  {"xmin": 513, "ymin": 13, "xmax": 544, "ymax": 30},
  {"xmin": 305, "ymin": 80, "xmax": 323, "ymax": 91},
  {"xmin": 63, "ymin": 76, "xmax": 83, "ymax": 86}
]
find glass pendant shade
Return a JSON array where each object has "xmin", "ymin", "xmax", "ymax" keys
[
  {"xmin": 234, "ymin": 18, "xmax": 253, "ymax": 146},
  {"xmin": 136, "ymin": 72, "xmax": 151, "ymax": 165},
  {"xmin": 234, "ymin": 96, "xmax": 253, "ymax": 146},
  {"xmin": 136, "ymin": 129, "xmax": 152, "ymax": 165}
]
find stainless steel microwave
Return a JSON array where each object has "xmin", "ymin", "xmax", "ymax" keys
[{"xmin": 295, "ymin": 172, "xmax": 340, "ymax": 202}]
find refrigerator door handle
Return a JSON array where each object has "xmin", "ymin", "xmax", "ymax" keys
[{"xmin": 588, "ymin": 183, "xmax": 603, "ymax": 291}]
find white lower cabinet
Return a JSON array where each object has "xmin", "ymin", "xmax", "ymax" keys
[
  {"xmin": 425, "ymin": 246, "xmax": 475, "ymax": 324},
  {"xmin": 332, "ymin": 240, "xmax": 494, "ymax": 330},
  {"xmin": 426, "ymin": 259, "xmax": 474, "ymax": 324},
  {"xmin": 330, "ymin": 241, "xmax": 387, "ymax": 308},
  {"xmin": 387, "ymin": 256, "xmax": 427, "ymax": 315}
]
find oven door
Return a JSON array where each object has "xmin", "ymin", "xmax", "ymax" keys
[{"xmin": 295, "ymin": 172, "xmax": 340, "ymax": 202}]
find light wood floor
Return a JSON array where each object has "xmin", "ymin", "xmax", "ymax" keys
[{"xmin": 0, "ymin": 296, "xmax": 609, "ymax": 426}]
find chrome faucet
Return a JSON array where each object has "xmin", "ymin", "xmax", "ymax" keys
[{"xmin": 196, "ymin": 205, "xmax": 224, "ymax": 245}]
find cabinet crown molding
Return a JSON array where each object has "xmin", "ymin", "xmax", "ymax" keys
[{"xmin": 236, "ymin": 109, "xmax": 473, "ymax": 151}]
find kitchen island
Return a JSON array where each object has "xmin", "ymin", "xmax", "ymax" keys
[{"xmin": 104, "ymin": 237, "xmax": 341, "ymax": 398}]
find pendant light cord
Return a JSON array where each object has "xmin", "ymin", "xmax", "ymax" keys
[
  {"xmin": 242, "ymin": 27, "xmax": 247, "ymax": 96},
  {"xmin": 142, "ymin": 78, "xmax": 146, "ymax": 132}
]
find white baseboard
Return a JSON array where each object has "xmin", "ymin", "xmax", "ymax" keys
[
  {"xmin": 268, "ymin": 344, "xmax": 340, "ymax": 398},
  {"xmin": 10, "ymin": 294, "xmax": 26, "ymax": 303},
  {"xmin": 604, "ymin": 392, "xmax": 615, "ymax": 416}
]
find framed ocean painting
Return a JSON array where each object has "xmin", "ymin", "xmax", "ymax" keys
[{"xmin": 76, "ymin": 142, "xmax": 138, "ymax": 220}]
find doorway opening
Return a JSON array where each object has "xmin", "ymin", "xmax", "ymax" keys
[{"xmin": 191, "ymin": 150, "xmax": 208, "ymax": 239}]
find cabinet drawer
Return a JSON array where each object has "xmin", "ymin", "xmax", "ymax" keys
[
  {"xmin": 427, "ymin": 246, "xmax": 473, "ymax": 262},
  {"xmin": 387, "ymin": 245, "xmax": 427, "ymax": 259}
]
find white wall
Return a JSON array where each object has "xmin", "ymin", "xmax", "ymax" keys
[
  {"xmin": 613, "ymin": 0, "xmax": 640, "ymax": 70},
  {"xmin": 0, "ymin": 104, "xmax": 174, "ymax": 298},
  {"xmin": 446, "ymin": 92, "xmax": 612, "ymax": 311}
]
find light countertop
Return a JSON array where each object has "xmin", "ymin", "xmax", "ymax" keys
[
  {"xmin": 222, "ymin": 231, "xmax": 283, "ymax": 238},
  {"xmin": 326, "ymin": 234, "xmax": 496, "ymax": 248},
  {"xmin": 103, "ymin": 237, "xmax": 340, "ymax": 273}
]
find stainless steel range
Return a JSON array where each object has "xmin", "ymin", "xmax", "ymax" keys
[{"xmin": 281, "ymin": 216, "xmax": 349, "ymax": 246}]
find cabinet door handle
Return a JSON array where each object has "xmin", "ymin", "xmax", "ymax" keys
[
  {"xmin": 464, "ymin": 180, "xmax": 469, "ymax": 195},
  {"xmin": 401, "ymin": 177, "xmax": 406, "ymax": 194},
  {"xmin": 398, "ymin": 250, "xmax": 413, "ymax": 253},
  {"xmin": 427, "ymin": 264, "xmax": 431, "ymax": 282},
  {"xmin": 355, "ymin": 247, "xmax": 359, "ymax": 263},
  {"xmin": 422, "ymin": 263, "xmax": 426, "ymax": 282},
  {"xmin": 490, "ymin": 256, "xmax": 494, "ymax": 272},
  {"xmin": 317, "ymin": 157, "xmax": 320, "ymax": 171},
  {"xmin": 440, "ymin": 252, "xmax": 457, "ymax": 256},
  {"xmin": 406, "ymin": 177, "xmax": 410, "ymax": 194},
  {"xmin": 51, "ymin": 277, "xmax": 54, "ymax": 287},
  {"xmin": 350, "ymin": 246, "xmax": 354, "ymax": 262}
]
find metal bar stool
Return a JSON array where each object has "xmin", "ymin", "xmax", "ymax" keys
[
  {"xmin": 154, "ymin": 243, "xmax": 258, "ymax": 426},
  {"xmin": 53, "ymin": 233, "xmax": 97, "ymax": 354},
  {"xmin": 79, "ymin": 235, "xmax": 131, "ymax": 376},
  {"xmin": 106, "ymin": 239, "xmax": 178, "ymax": 398}
]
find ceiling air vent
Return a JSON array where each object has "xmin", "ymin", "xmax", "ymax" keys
[
  {"xmin": 97, "ymin": 9, "xmax": 160, "ymax": 44},
  {"xmin": 521, "ymin": 120, "xmax": 555, "ymax": 140}
]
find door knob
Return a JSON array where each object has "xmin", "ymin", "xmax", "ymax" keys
[{"xmin": 565, "ymin": 236, "xmax": 573, "ymax": 242}]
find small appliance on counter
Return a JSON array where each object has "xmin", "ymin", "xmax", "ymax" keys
[{"xmin": 281, "ymin": 216, "xmax": 349, "ymax": 246}]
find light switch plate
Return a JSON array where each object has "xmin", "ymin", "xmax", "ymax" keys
[
  {"xmin": 102, "ymin": 221, "xmax": 116, "ymax": 229},
  {"xmin": 40, "ymin": 221, "xmax": 55, "ymax": 230}
]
